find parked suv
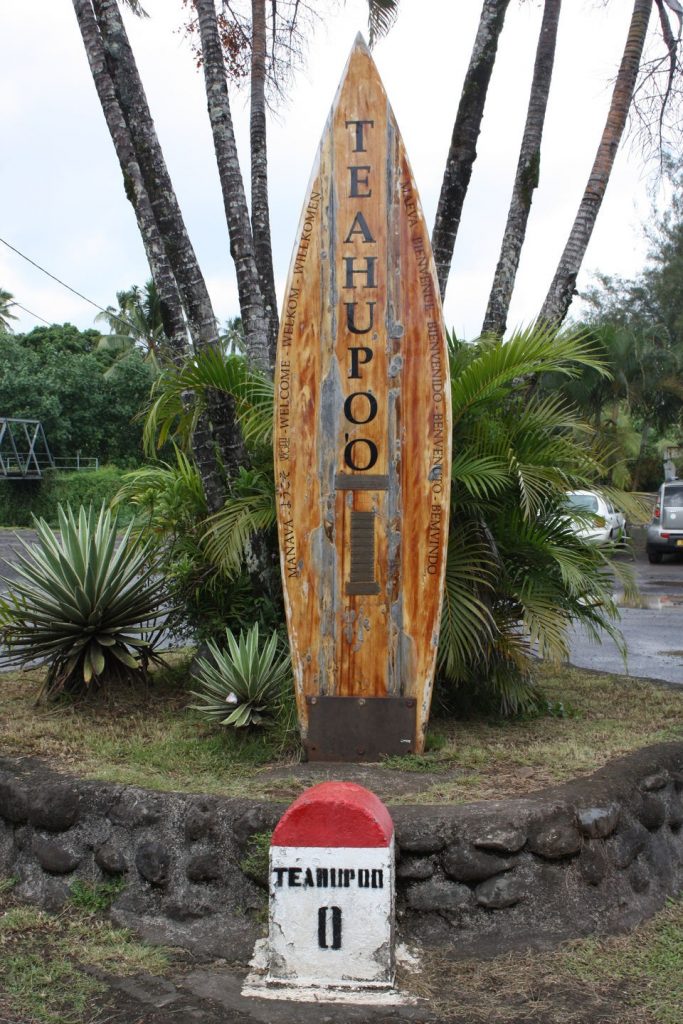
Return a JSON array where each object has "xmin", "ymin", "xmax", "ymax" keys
[{"xmin": 646, "ymin": 481, "xmax": 683, "ymax": 563}]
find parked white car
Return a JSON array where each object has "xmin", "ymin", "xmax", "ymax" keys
[{"xmin": 564, "ymin": 490, "xmax": 626, "ymax": 546}]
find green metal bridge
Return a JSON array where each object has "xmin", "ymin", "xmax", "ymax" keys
[{"xmin": 0, "ymin": 418, "xmax": 98, "ymax": 480}]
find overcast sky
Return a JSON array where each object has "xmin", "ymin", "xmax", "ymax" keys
[{"xmin": 0, "ymin": 1, "xmax": 659, "ymax": 340}]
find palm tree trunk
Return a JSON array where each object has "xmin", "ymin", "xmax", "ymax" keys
[
  {"xmin": 195, "ymin": 0, "xmax": 272, "ymax": 375},
  {"xmin": 71, "ymin": 0, "xmax": 189, "ymax": 368},
  {"xmin": 482, "ymin": 0, "xmax": 562, "ymax": 338},
  {"xmin": 91, "ymin": 0, "xmax": 249, "ymax": 509},
  {"xmin": 539, "ymin": 0, "xmax": 653, "ymax": 327},
  {"xmin": 431, "ymin": 0, "xmax": 512, "ymax": 302},
  {"xmin": 250, "ymin": 0, "xmax": 279, "ymax": 364}
]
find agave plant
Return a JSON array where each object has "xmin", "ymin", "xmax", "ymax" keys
[
  {"xmin": 0, "ymin": 505, "xmax": 168, "ymax": 698},
  {"xmin": 188, "ymin": 624, "xmax": 291, "ymax": 728}
]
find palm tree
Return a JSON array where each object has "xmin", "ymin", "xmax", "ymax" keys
[
  {"xmin": 540, "ymin": 0, "xmax": 654, "ymax": 326},
  {"xmin": 439, "ymin": 326, "xmax": 639, "ymax": 712},
  {"xmin": 96, "ymin": 280, "xmax": 165, "ymax": 371},
  {"xmin": 74, "ymin": 0, "xmax": 248, "ymax": 512},
  {"xmin": 195, "ymin": 0, "xmax": 271, "ymax": 373},
  {"xmin": 0, "ymin": 288, "xmax": 17, "ymax": 333},
  {"xmin": 431, "ymin": 0, "xmax": 512, "ymax": 301},
  {"xmin": 482, "ymin": 0, "xmax": 562, "ymax": 337}
]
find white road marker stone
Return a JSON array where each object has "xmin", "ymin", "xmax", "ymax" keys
[{"xmin": 242, "ymin": 781, "xmax": 411, "ymax": 1004}]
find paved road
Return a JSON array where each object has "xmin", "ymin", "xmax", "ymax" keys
[
  {"xmin": 567, "ymin": 531, "xmax": 683, "ymax": 686},
  {"xmin": 2, "ymin": 529, "xmax": 683, "ymax": 685}
]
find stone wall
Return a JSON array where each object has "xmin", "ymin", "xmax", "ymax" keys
[{"xmin": 0, "ymin": 743, "xmax": 682, "ymax": 960}]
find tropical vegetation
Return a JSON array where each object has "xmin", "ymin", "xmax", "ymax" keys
[
  {"xmin": 0, "ymin": 287, "xmax": 17, "ymax": 333},
  {"xmin": 95, "ymin": 280, "xmax": 166, "ymax": 373},
  {"xmin": 0, "ymin": 505, "xmax": 168, "ymax": 699},
  {"xmin": 0, "ymin": 324, "xmax": 152, "ymax": 467},
  {"xmin": 68, "ymin": 0, "xmax": 681, "ymax": 525},
  {"xmin": 115, "ymin": 322, "xmax": 639, "ymax": 715},
  {"xmin": 188, "ymin": 623, "xmax": 291, "ymax": 728}
]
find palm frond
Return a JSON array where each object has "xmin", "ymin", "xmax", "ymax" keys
[{"xmin": 368, "ymin": 0, "xmax": 400, "ymax": 47}]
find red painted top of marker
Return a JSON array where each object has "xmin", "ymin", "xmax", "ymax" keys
[{"xmin": 271, "ymin": 781, "xmax": 394, "ymax": 848}]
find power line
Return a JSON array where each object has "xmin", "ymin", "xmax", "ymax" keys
[
  {"xmin": 0, "ymin": 235, "xmax": 146, "ymax": 336},
  {"xmin": 9, "ymin": 301, "xmax": 52, "ymax": 327}
]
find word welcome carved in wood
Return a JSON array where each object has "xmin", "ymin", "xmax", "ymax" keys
[{"xmin": 274, "ymin": 36, "xmax": 451, "ymax": 760}]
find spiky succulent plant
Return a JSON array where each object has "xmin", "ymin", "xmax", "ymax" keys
[
  {"xmin": 0, "ymin": 504, "xmax": 168, "ymax": 697},
  {"xmin": 188, "ymin": 623, "xmax": 291, "ymax": 728}
]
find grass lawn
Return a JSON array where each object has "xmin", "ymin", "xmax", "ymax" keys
[
  {"xmin": 0, "ymin": 877, "xmax": 170, "ymax": 1024},
  {"xmin": 0, "ymin": 875, "xmax": 681, "ymax": 1023},
  {"xmin": 0, "ymin": 654, "xmax": 681, "ymax": 803},
  {"xmin": 405, "ymin": 894, "xmax": 683, "ymax": 1023}
]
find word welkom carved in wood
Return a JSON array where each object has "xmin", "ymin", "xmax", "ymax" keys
[{"xmin": 274, "ymin": 35, "xmax": 451, "ymax": 761}]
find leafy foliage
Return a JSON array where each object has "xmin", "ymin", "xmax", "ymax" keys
[
  {"xmin": 0, "ymin": 287, "xmax": 17, "ymax": 333},
  {"xmin": 114, "ymin": 447, "xmax": 281, "ymax": 642},
  {"xmin": 189, "ymin": 623, "xmax": 291, "ymax": 728},
  {"xmin": 0, "ymin": 505, "xmax": 168, "ymax": 698},
  {"xmin": 368, "ymin": 0, "xmax": 401, "ymax": 47},
  {"xmin": 95, "ymin": 280, "xmax": 167, "ymax": 374},
  {"xmin": 0, "ymin": 467, "xmax": 132, "ymax": 529},
  {"xmin": 0, "ymin": 324, "xmax": 152, "ymax": 466},
  {"xmin": 139, "ymin": 325, "xmax": 639, "ymax": 717},
  {"xmin": 438, "ymin": 326, "xmax": 637, "ymax": 715},
  {"xmin": 69, "ymin": 878, "xmax": 125, "ymax": 913}
]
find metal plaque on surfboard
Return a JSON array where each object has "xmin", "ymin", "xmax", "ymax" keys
[{"xmin": 274, "ymin": 35, "xmax": 451, "ymax": 760}]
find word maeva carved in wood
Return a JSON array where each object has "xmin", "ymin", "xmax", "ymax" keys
[
  {"xmin": 267, "ymin": 781, "xmax": 395, "ymax": 990},
  {"xmin": 274, "ymin": 35, "xmax": 451, "ymax": 761}
]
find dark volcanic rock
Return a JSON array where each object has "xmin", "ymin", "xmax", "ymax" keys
[
  {"xmin": 393, "ymin": 810, "xmax": 446, "ymax": 854},
  {"xmin": 527, "ymin": 817, "xmax": 581, "ymax": 860},
  {"xmin": 95, "ymin": 841, "xmax": 129, "ymax": 876},
  {"xmin": 109, "ymin": 791, "xmax": 162, "ymax": 828},
  {"xmin": 475, "ymin": 871, "xmax": 526, "ymax": 909},
  {"xmin": 0, "ymin": 776, "xmax": 29, "ymax": 823},
  {"xmin": 472, "ymin": 827, "xmax": 526, "ymax": 854},
  {"xmin": 442, "ymin": 841, "xmax": 514, "ymax": 882},
  {"xmin": 396, "ymin": 855, "xmax": 435, "ymax": 881},
  {"xmin": 579, "ymin": 842, "xmax": 608, "ymax": 885},
  {"xmin": 640, "ymin": 772, "xmax": 669, "ymax": 792},
  {"xmin": 184, "ymin": 803, "xmax": 216, "ymax": 843},
  {"xmin": 406, "ymin": 878, "xmax": 475, "ymax": 913},
  {"xmin": 607, "ymin": 822, "xmax": 649, "ymax": 870},
  {"xmin": 28, "ymin": 783, "xmax": 79, "ymax": 832},
  {"xmin": 628, "ymin": 859, "xmax": 650, "ymax": 894},
  {"xmin": 135, "ymin": 841, "xmax": 171, "ymax": 886},
  {"xmin": 186, "ymin": 852, "xmax": 223, "ymax": 883},
  {"xmin": 636, "ymin": 793, "xmax": 667, "ymax": 831},
  {"xmin": 32, "ymin": 835, "xmax": 80, "ymax": 875},
  {"xmin": 577, "ymin": 805, "xmax": 620, "ymax": 839}
]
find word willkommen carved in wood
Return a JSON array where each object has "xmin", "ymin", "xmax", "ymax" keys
[
  {"xmin": 274, "ymin": 36, "xmax": 451, "ymax": 760},
  {"xmin": 267, "ymin": 782, "xmax": 395, "ymax": 989}
]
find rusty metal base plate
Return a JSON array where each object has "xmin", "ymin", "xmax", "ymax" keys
[{"xmin": 304, "ymin": 696, "xmax": 417, "ymax": 762}]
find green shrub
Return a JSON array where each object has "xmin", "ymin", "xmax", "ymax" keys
[
  {"xmin": 240, "ymin": 832, "xmax": 272, "ymax": 888},
  {"xmin": 189, "ymin": 624, "xmax": 291, "ymax": 728},
  {"xmin": 0, "ymin": 467, "xmax": 134, "ymax": 528},
  {"xmin": 0, "ymin": 504, "xmax": 168, "ymax": 698},
  {"xmin": 69, "ymin": 878, "xmax": 125, "ymax": 913}
]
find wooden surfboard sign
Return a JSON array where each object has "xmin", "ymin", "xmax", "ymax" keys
[{"xmin": 274, "ymin": 35, "xmax": 451, "ymax": 761}]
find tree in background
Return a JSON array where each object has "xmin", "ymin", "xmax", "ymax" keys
[
  {"xmin": 540, "ymin": 0, "xmax": 655, "ymax": 326},
  {"xmin": 0, "ymin": 288, "xmax": 17, "ymax": 333},
  {"xmin": 96, "ymin": 279, "xmax": 165, "ymax": 373},
  {"xmin": 482, "ymin": 0, "xmax": 562, "ymax": 337},
  {"xmin": 0, "ymin": 324, "xmax": 152, "ymax": 466},
  {"xmin": 431, "ymin": 0, "xmax": 512, "ymax": 301}
]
